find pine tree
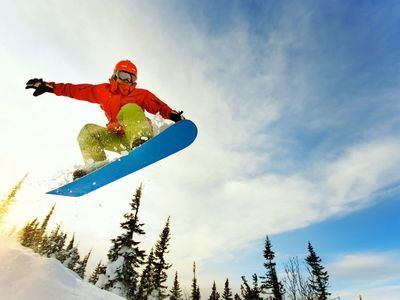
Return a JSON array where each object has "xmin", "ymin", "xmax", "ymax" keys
[
  {"xmin": 137, "ymin": 248, "xmax": 156, "ymax": 299},
  {"xmin": 250, "ymin": 274, "xmax": 262, "ymax": 300},
  {"xmin": 0, "ymin": 174, "xmax": 27, "ymax": 231},
  {"xmin": 208, "ymin": 281, "xmax": 220, "ymax": 300},
  {"xmin": 191, "ymin": 262, "xmax": 201, "ymax": 300},
  {"xmin": 44, "ymin": 224, "xmax": 68, "ymax": 262},
  {"xmin": 19, "ymin": 205, "xmax": 56, "ymax": 254},
  {"xmin": 89, "ymin": 260, "xmax": 106, "ymax": 285},
  {"xmin": 169, "ymin": 271, "xmax": 183, "ymax": 300},
  {"xmin": 305, "ymin": 242, "xmax": 330, "ymax": 300},
  {"xmin": 98, "ymin": 185, "xmax": 146, "ymax": 299},
  {"xmin": 240, "ymin": 274, "xmax": 262, "ymax": 300},
  {"xmin": 261, "ymin": 236, "xmax": 285, "ymax": 300},
  {"xmin": 63, "ymin": 233, "xmax": 80, "ymax": 270},
  {"xmin": 38, "ymin": 233, "xmax": 50, "ymax": 256},
  {"xmin": 19, "ymin": 218, "xmax": 40, "ymax": 248},
  {"xmin": 222, "ymin": 279, "xmax": 233, "ymax": 300},
  {"xmin": 34, "ymin": 205, "xmax": 56, "ymax": 252},
  {"xmin": 75, "ymin": 249, "xmax": 92, "ymax": 279},
  {"xmin": 152, "ymin": 217, "xmax": 172, "ymax": 299}
]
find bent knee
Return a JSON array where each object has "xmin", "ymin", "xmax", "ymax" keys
[
  {"xmin": 77, "ymin": 124, "xmax": 103, "ymax": 141},
  {"xmin": 120, "ymin": 103, "xmax": 143, "ymax": 114}
]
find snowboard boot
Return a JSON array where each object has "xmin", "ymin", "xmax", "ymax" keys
[
  {"xmin": 72, "ymin": 169, "xmax": 87, "ymax": 181},
  {"xmin": 72, "ymin": 160, "xmax": 109, "ymax": 181},
  {"xmin": 131, "ymin": 136, "xmax": 149, "ymax": 150}
]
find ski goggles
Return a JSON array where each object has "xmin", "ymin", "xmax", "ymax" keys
[{"xmin": 115, "ymin": 70, "xmax": 137, "ymax": 83}]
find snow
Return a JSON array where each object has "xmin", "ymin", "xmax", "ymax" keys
[
  {"xmin": 0, "ymin": 236, "xmax": 125, "ymax": 300},
  {"xmin": 97, "ymin": 256, "xmax": 125, "ymax": 288}
]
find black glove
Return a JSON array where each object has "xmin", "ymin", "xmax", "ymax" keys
[
  {"xmin": 25, "ymin": 78, "xmax": 54, "ymax": 96},
  {"xmin": 169, "ymin": 110, "xmax": 185, "ymax": 122}
]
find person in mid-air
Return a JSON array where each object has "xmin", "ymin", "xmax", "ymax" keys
[{"xmin": 26, "ymin": 59, "xmax": 185, "ymax": 180}]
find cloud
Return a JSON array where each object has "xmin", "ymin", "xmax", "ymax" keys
[
  {"xmin": 139, "ymin": 130, "xmax": 400, "ymax": 291},
  {"xmin": 329, "ymin": 252, "xmax": 400, "ymax": 281},
  {"xmin": 328, "ymin": 251, "xmax": 400, "ymax": 300},
  {"xmin": 323, "ymin": 138, "xmax": 400, "ymax": 207}
]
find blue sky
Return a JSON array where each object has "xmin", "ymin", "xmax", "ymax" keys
[{"xmin": 0, "ymin": 0, "xmax": 400, "ymax": 299}]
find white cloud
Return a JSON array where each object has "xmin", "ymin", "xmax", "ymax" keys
[
  {"xmin": 329, "ymin": 251, "xmax": 400, "ymax": 300},
  {"xmin": 329, "ymin": 252, "xmax": 400, "ymax": 281},
  {"xmin": 323, "ymin": 138, "xmax": 400, "ymax": 207},
  {"xmin": 164, "ymin": 137, "xmax": 400, "ymax": 256}
]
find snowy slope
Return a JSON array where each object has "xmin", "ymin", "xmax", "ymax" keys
[{"xmin": 0, "ymin": 236, "xmax": 124, "ymax": 300}]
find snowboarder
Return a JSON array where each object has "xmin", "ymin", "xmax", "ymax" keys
[{"xmin": 26, "ymin": 59, "xmax": 185, "ymax": 180}]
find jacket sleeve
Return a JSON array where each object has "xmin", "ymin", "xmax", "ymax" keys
[
  {"xmin": 137, "ymin": 89, "xmax": 173, "ymax": 120},
  {"xmin": 51, "ymin": 83, "xmax": 105, "ymax": 104}
]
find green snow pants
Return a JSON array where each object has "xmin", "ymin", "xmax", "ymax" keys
[{"xmin": 77, "ymin": 103, "xmax": 153, "ymax": 164}]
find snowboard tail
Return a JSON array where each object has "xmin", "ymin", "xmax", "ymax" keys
[{"xmin": 47, "ymin": 120, "xmax": 197, "ymax": 197}]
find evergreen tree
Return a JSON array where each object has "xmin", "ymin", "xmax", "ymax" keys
[
  {"xmin": 169, "ymin": 271, "xmax": 183, "ymax": 300},
  {"xmin": 305, "ymin": 242, "xmax": 330, "ymax": 300},
  {"xmin": 261, "ymin": 236, "xmax": 285, "ymax": 300},
  {"xmin": 152, "ymin": 217, "xmax": 172, "ymax": 299},
  {"xmin": 19, "ymin": 205, "xmax": 56, "ymax": 254},
  {"xmin": 250, "ymin": 274, "xmax": 262, "ymax": 300},
  {"xmin": 222, "ymin": 279, "xmax": 233, "ymax": 300},
  {"xmin": 208, "ymin": 281, "xmax": 220, "ymax": 300},
  {"xmin": 89, "ymin": 260, "xmax": 106, "ymax": 285},
  {"xmin": 137, "ymin": 248, "xmax": 156, "ymax": 299},
  {"xmin": 63, "ymin": 233, "xmax": 81, "ymax": 270},
  {"xmin": 76, "ymin": 249, "xmax": 92, "ymax": 279},
  {"xmin": 44, "ymin": 225, "xmax": 68, "ymax": 262},
  {"xmin": 0, "ymin": 174, "xmax": 27, "ymax": 231},
  {"xmin": 38, "ymin": 233, "xmax": 50, "ymax": 256},
  {"xmin": 240, "ymin": 274, "xmax": 262, "ymax": 300},
  {"xmin": 191, "ymin": 262, "xmax": 201, "ymax": 300},
  {"xmin": 35, "ymin": 204, "xmax": 56, "ymax": 252},
  {"xmin": 98, "ymin": 185, "xmax": 146, "ymax": 299},
  {"xmin": 19, "ymin": 218, "xmax": 40, "ymax": 248}
]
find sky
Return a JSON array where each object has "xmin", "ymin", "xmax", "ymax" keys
[{"xmin": 0, "ymin": 0, "xmax": 400, "ymax": 299}]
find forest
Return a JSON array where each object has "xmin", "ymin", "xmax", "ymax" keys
[{"xmin": 0, "ymin": 176, "xmax": 338, "ymax": 300}]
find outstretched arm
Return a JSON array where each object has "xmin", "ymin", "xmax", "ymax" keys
[
  {"xmin": 26, "ymin": 78, "xmax": 103, "ymax": 104},
  {"xmin": 51, "ymin": 82, "xmax": 103, "ymax": 104}
]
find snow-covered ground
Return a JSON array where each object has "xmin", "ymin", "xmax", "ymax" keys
[{"xmin": 0, "ymin": 236, "xmax": 124, "ymax": 300}]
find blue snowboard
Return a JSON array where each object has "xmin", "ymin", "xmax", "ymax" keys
[{"xmin": 47, "ymin": 120, "xmax": 197, "ymax": 197}]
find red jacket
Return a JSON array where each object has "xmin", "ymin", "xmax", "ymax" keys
[{"xmin": 52, "ymin": 79, "xmax": 173, "ymax": 125}]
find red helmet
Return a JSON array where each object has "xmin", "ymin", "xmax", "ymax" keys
[{"xmin": 114, "ymin": 60, "xmax": 137, "ymax": 77}]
